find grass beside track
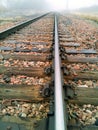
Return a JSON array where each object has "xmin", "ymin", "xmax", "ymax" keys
[{"xmin": 77, "ymin": 13, "xmax": 98, "ymax": 23}]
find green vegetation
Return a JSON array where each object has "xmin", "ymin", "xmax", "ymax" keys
[
  {"xmin": 81, "ymin": 15, "xmax": 98, "ymax": 23},
  {"xmin": 75, "ymin": 13, "xmax": 98, "ymax": 24},
  {"xmin": 74, "ymin": 5, "xmax": 98, "ymax": 24}
]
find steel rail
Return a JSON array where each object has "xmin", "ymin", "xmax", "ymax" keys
[
  {"xmin": 54, "ymin": 15, "xmax": 67, "ymax": 130},
  {"xmin": 0, "ymin": 13, "xmax": 49, "ymax": 40}
]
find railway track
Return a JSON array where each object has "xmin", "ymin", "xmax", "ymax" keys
[
  {"xmin": 0, "ymin": 12, "xmax": 98, "ymax": 130},
  {"xmin": 59, "ymin": 14, "xmax": 98, "ymax": 130}
]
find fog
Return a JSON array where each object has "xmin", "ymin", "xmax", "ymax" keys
[
  {"xmin": 0, "ymin": 0, "xmax": 50, "ymax": 11},
  {"xmin": 0, "ymin": 0, "xmax": 98, "ymax": 11}
]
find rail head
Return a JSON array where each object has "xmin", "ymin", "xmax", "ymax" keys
[{"xmin": 54, "ymin": 14, "xmax": 67, "ymax": 130}]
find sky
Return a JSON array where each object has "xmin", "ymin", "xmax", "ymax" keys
[
  {"xmin": 46, "ymin": 0, "xmax": 98, "ymax": 10},
  {"xmin": 0, "ymin": 0, "xmax": 98, "ymax": 11}
]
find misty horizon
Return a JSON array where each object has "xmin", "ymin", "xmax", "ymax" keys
[
  {"xmin": 0, "ymin": 0, "xmax": 98, "ymax": 11},
  {"xmin": 0, "ymin": 0, "xmax": 50, "ymax": 11}
]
